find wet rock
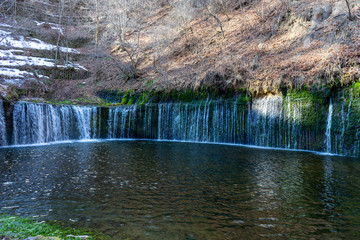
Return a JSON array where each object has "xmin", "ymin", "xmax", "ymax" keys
[{"xmin": 25, "ymin": 236, "xmax": 61, "ymax": 240}]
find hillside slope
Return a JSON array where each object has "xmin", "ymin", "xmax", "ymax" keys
[{"xmin": 0, "ymin": 0, "xmax": 359, "ymax": 102}]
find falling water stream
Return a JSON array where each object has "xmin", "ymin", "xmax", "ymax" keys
[
  {"xmin": 326, "ymin": 100, "xmax": 333, "ymax": 153},
  {"xmin": 12, "ymin": 103, "xmax": 100, "ymax": 145},
  {"xmin": 0, "ymin": 100, "xmax": 6, "ymax": 146},
  {"xmin": 1, "ymin": 94, "xmax": 360, "ymax": 156}
]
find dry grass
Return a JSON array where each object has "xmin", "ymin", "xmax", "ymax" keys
[{"xmin": 48, "ymin": 0, "xmax": 360, "ymax": 100}]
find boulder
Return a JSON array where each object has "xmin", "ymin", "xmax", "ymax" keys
[
  {"xmin": 312, "ymin": 4, "xmax": 332, "ymax": 23},
  {"xmin": 332, "ymin": 1, "xmax": 348, "ymax": 18}
]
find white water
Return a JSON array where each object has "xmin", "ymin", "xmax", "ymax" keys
[
  {"xmin": 107, "ymin": 105, "xmax": 137, "ymax": 138},
  {"xmin": 2, "ymin": 96, "xmax": 359, "ymax": 156},
  {"xmin": 5, "ymin": 98, "xmax": 324, "ymax": 150},
  {"xmin": 325, "ymin": 100, "xmax": 333, "ymax": 153},
  {"xmin": 0, "ymin": 100, "xmax": 7, "ymax": 145},
  {"xmin": 12, "ymin": 102, "xmax": 99, "ymax": 145},
  {"xmin": 104, "ymin": 95, "xmax": 320, "ymax": 151}
]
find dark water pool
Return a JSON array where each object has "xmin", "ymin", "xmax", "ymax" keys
[{"xmin": 1, "ymin": 141, "xmax": 360, "ymax": 239}]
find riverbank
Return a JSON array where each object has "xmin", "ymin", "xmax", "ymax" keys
[{"xmin": 0, "ymin": 215, "xmax": 104, "ymax": 240}]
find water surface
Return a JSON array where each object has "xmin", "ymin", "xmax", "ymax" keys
[{"xmin": 1, "ymin": 141, "xmax": 360, "ymax": 239}]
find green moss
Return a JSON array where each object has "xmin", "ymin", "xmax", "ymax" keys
[
  {"xmin": 353, "ymin": 82, "xmax": 360, "ymax": 95},
  {"xmin": 127, "ymin": 97, "xmax": 134, "ymax": 105},
  {"xmin": 282, "ymin": 89, "xmax": 329, "ymax": 128},
  {"xmin": 0, "ymin": 215, "xmax": 107, "ymax": 240},
  {"xmin": 139, "ymin": 93, "xmax": 149, "ymax": 105},
  {"xmin": 96, "ymin": 88, "xmax": 249, "ymax": 105},
  {"xmin": 46, "ymin": 96, "xmax": 103, "ymax": 106},
  {"xmin": 146, "ymin": 79, "xmax": 156, "ymax": 88},
  {"xmin": 120, "ymin": 91, "xmax": 129, "ymax": 105},
  {"xmin": 236, "ymin": 94, "xmax": 251, "ymax": 105},
  {"xmin": 286, "ymin": 89, "xmax": 326, "ymax": 104}
]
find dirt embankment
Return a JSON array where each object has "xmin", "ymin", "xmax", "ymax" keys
[{"xmin": 1, "ymin": 0, "xmax": 360, "ymax": 102}]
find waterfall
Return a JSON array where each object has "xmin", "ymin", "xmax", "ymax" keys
[
  {"xmin": 107, "ymin": 105, "xmax": 138, "ymax": 138},
  {"xmin": 325, "ymin": 100, "xmax": 333, "ymax": 153},
  {"xmin": 72, "ymin": 106, "xmax": 97, "ymax": 139},
  {"xmin": 0, "ymin": 100, "xmax": 7, "ymax": 146},
  {"xmin": 248, "ymin": 95, "xmax": 283, "ymax": 147},
  {"xmin": 152, "ymin": 95, "xmax": 326, "ymax": 151},
  {"xmin": 3, "ymin": 94, "xmax": 360, "ymax": 156},
  {"xmin": 8, "ymin": 98, "xmax": 324, "ymax": 150},
  {"xmin": 155, "ymin": 100, "xmax": 245, "ymax": 143},
  {"xmin": 12, "ymin": 102, "xmax": 100, "ymax": 145}
]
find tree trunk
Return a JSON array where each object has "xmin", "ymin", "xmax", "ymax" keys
[
  {"xmin": 344, "ymin": 0, "xmax": 353, "ymax": 20},
  {"xmin": 205, "ymin": 6, "xmax": 225, "ymax": 39}
]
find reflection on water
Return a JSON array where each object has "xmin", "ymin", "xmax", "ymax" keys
[{"xmin": 0, "ymin": 141, "xmax": 360, "ymax": 239}]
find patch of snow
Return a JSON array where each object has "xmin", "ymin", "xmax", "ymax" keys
[
  {"xmin": 0, "ymin": 29, "xmax": 11, "ymax": 36},
  {"xmin": 0, "ymin": 56, "xmax": 87, "ymax": 71},
  {"xmin": 0, "ymin": 49, "xmax": 24, "ymax": 58},
  {"xmin": 0, "ymin": 55, "xmax": 57, "ymax": 68},
  {"xmin": 34, "ymin": 21, "xmax": 64, "ymax": 35},
  {"xmin": 0, "ymin": 68, "xmax": 49, "ymax": 87},
  {"xmin": 0, "ymin": 49, "xmax": 87, "ymax": 70},
  {"xmin": 0, "ymin": 67, "xmax": 48, "ymax": 80},
  {"xmin": 0, "ymin": 30, "xmax": 79, "ymax": 53},
  {"xmin": 2, "ymin": 79, "xmax": 25, "ymax": 85},
  {"xmin": 0, "ymin": 23, "xmax": 14, "ymax": 28},
  {"xmin": 0, "ymin": 68, "xmax": 31, "ymax": 78},
  {"xmin": 0, "ymin": 26, "xmax": 87, "ymax": 82},
  {"xmin": 73, "ymin": 63, "xmax": 88, "ymax": 71}
]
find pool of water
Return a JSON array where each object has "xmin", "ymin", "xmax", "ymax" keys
[{"xmin": 1, "ymin": 140, "xmax": 360, "ymax": 239}]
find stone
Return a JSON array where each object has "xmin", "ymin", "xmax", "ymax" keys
[
  {"xmin": 312, "ymin": 4, "xmax": 332, "ymax": 23},
  {"xmin": 332, "ymin": 1, "xmax": 348, "ymax": 18},
  {"xmin": 312, "ymin": 6, "xmax": 325, "ymax": 22},
  {"xmin": 25, "ymin": 236, "xmax": 61, "ymax": 240},
  {"xmin": 323, "ymin": 4, "xmax": 333, "ymax": 19}
]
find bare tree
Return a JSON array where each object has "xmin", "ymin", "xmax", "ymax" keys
[
  {"xmin": 82, "ymin": 0, "xmax": 164, "ymax": 78},
  {"xmin": 198, "ymin": 0, "xmax": 226, "ymax": 38},
  {"xmin": 55, "ymin": 0, "xmax": 65, "ymax": 61},
  {"xmin": 344, "ymin": 0, "xmax": 353, "ymax": 20},
  {"xmin": 170, "ymin": 0, "xmax": 196, "ymax": 34},
  {"xmin": 1, "ymin": 0, "xmax": 17, "ymax": 16}
]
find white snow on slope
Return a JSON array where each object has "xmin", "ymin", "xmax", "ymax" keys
[
  {"xmin": 0, "ymin": 21, "xmax": 87, "ymax": 84},
  {"xmin": 35, "ymin": 21, "xmax": 64, "ymax": 35},
  {"xmin": 0, "ymin": 23, "xmax": 14, "ymax": 28},
  {"xmin": 0, "ymin": 50, "xmax": 87, "ymax": 70},
  {"xmin": 0, "ymin": 49, "xmax": 23, "ymax": 58},
  {"xmin": 0, "ymin": 67, "xmax": 48, "ymax": 86},
  {"xmin": 0, "ymin": 30, "xmax": 79, "ymax": 53},
  {"xmin": 0, "ymin": 68, "xmax": 31, "ymax": 78}
]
